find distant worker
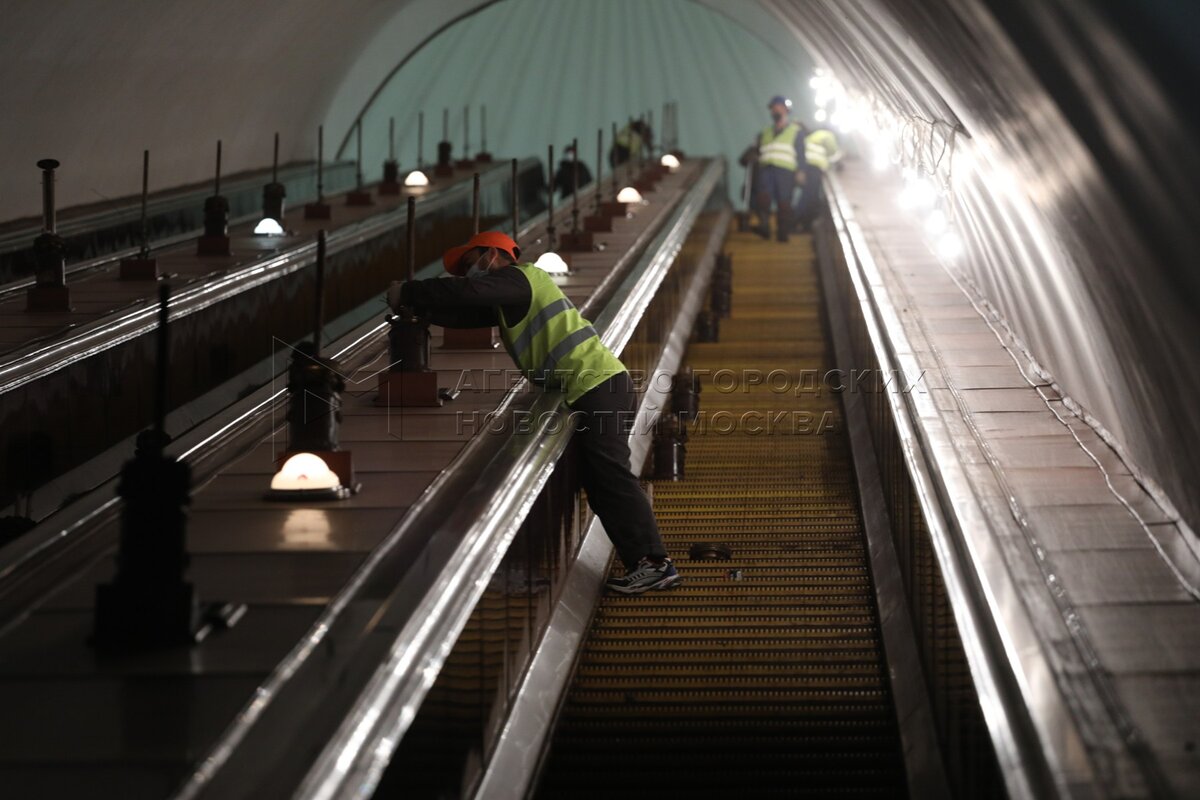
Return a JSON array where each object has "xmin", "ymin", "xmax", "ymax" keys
[
  {"xmin": 793, "ymin": 125, "xmax": 841, "ymax": 233},
  {"xmin": 610, "ymin": 119, "xmax": 652, "ymax": 167},
  {"xmin": 746, "ymin": 95, "xmax": 806, "ymax": 243},
  {"xmin": 552, "ymin": 143, "xmax": 593, "ymax": 200},
  {"xmin": 387, "ymin": 231, "xmax": 681, "ymax": 595}
]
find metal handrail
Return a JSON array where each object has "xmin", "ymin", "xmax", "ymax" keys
[
  {"xmin": 168, "ymin": 157, "xmax": 723, "ymax": 800},
  {"xmin": 823, "ymin": 172, "xmax": 1069, "ymax": 800},
  {"xmin": 0, "ymin": 158, "xmax": 536, "ymax": 395}
]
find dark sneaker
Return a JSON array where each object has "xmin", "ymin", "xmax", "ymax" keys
[
  {"xmin": 606, "ymin": 557, "xmax": 682, "ymax": 595},
  {"xmin": 750, "ymin": 225, "xmax": 770, "ymax": 240}
]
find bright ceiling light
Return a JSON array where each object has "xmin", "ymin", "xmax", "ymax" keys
[
  {"xmin": 254, "ymin": 217, "xmax": 285, "ymax": 235},
  {"xmin": 871, "ymin": 145, "xmax": 890, "ymax": 172},
  {"xmin": 660, "ymin": 153, "xmax": 681, "ymax": 171},
  {"xmin": 535, "ymin": 251, "xmax": 569, "ymax": 274},
  {"xmin": 404, "ymin": 169, "xmax": 430, "ymax": 187},
  {"xmin": 267, "ymin": 452, "xmax": 347, "ymax": 500},
  {"xmin": 814, "ymin": 108, "xmax": 828, "ymax": 123},
  {"xmin": 936, "ymin": 231, "xmax": 964, "ymax": 261},
  {"xmin": 924, "ymin": 208, "xmax": 949, "ymax": 236},
  {"xmin": 899, "ymin": 176, "xmax": 937, "ymax": 211},
  {"xmin": 616, "ymin": 186, "xmax": 643, "ymax": 203}
]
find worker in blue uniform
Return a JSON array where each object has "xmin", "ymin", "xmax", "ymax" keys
[{"xmin": 387, "ymin": 231, "xmax": 681, "ymax": 595}]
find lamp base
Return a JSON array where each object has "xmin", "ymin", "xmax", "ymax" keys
[
  {"xmin": 120, "ymin": 257, "xmax": 159, "ymax": 281},
  {"xmin": 26, "ymin": 284, "xmax": 72, "ymax": 312},
  {"xmin": 376, "ymin": 370, "xmax": 444, "ymax": 407},
  {"xmin": 304, "ymin": 202, "xmax": 332, "ymax": 220},
  {"xmin": 557, "ymin": 231, "xmax": 594, "ymax": 252},
  {"xmin": 197, "ymin": 235, "xmax": 231, "ymax": 256},
  {"xmin": 347, "ymin": 190, "xmax": 374, "ymax": 206}
]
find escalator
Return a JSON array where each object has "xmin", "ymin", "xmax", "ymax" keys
[{"xmin": 536, "ymin": 229, "xmax": 907, "ymax": 797}]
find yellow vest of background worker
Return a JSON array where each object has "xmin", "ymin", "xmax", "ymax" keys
[
  {"xmin": 804, "ymin": 128, "xmax": 840, "ymax": 171},
  {"xmin": 758, "ymin": 122, "xmax": 802, "ymax": 171},
  {"xmin": 497, "ymin": 264, "xmax": 627, "ymax": 406}
]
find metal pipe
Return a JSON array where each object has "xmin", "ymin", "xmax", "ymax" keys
[
  {"xmin": 355, "ymin": 122, "xmax": 364, "ymax": 189},
  {"xmin": 214, "ymin": 140, "xmax": 222, "ymax": 197},
  {"xmin": 406, "ymin": 196, "xmax": 416, "ymax": 282},
  {"xmin": 595, "ymin": 128, "xmax": 603, "ymax": 208},
  {"xmin": 388, "ymin": 117, "xmax": 395, "ymax": 162},
  {"xmin": 472, "ymin": 172, "xmax": 481, "ymax": 234},
  {"xmin": 442, "ymin": 108, "xmax": 448, "ymax": 142},
  {"xmin": 314, "ymin": 231, "xmax": 326, "ymax": 356},
  {"xmin": 570, "ymin": 138, "xmax": 579, "ymax": 233},
  {"xmin": 647, "ymin": 109, "xmax": 654, "ymax": 158},
  {"xmin": 272, "ymin": 132, "xmax": 279, "ymax": 184},
  {"xmin": 317, "ymin": 126, "xmax": 325, "ymax": 201},
  {"xmin": 153, "ymin": 284, "xmax": 170, "ymax": 438},
  {"xmin": 546, "ymin": 146, "xmax": 555, "ymax": 247},
  {"xmin": 510, "ymin": 158, "xmax": 518, "ymax": 245},
  {"xmin": 37, "ymin": 160, "xmax": 58, "ymax": 234},
  {"xmin": 139, "ymin": 150, "xmax": 150, "ymax": 257},
  {"xmin": 463, "ymin": 106, "xmax": 470, "ymax": 159},
  {"xmin": 480, "ymin": 105, "xmax": 487, "ymax": 153},
  {"xmin": 611, "ymin": 122, "xmax": 619, "ymax": 198},
  {"xmin": 417, "ymin": 111, "xmax": 424, "ymax": 168}
]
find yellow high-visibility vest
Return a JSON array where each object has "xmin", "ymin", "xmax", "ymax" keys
[
  {"xmin": 805, "ymin": 129, "xmax": 840, "ymax": 171},
  {"xmin": 497, "ymin": 264, "xmax": 626, "ymax": 405},
  {"xmin": 759, "ymin": 122, "xmax": 801, "ymax": 170}
]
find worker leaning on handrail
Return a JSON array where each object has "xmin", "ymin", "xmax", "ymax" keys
[
  {"xmin": 387, "ymin": 231, "xmax": 681, "ymax": 595},
  {"xmin": 740, "ymin": 95, "xmax": 807, "ymax": 243}
]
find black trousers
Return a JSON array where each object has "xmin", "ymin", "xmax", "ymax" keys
[
  {"xmin": 569, "ymin": 371, "xmax": 667, "ymax": 571},
  {"xmin": 752, "ymin": 164, "xmax": 795, "ymax": 237}
]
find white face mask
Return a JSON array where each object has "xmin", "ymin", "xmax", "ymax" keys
[{"xmin": 464, "ymin": 249, "xmax": 499, "ymax": 279}]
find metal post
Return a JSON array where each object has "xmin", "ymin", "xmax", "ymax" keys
[
  {"xmin": 317, "ymin": 125, "xmax": 325, "ymax": 201},
  {"xmin": 647, "ymin": 109, "xmax": 654, "ymax": 158},
  {"xmin": 214, "ymin": 140, "xmax": 222, "ymax": 197},
  {"xmin": 388, "ymin": 117, "xmax": 395, "ymax": 162},
  {"xmin": 407, "ymin": 196, "xmax": 416, "ymax": 281},
  {"xmin": 472, "ymin": 172, "xmax": 481, "ymax": 234},
  {"xmin": 481, "ymin": 105, "xmax": 487, "ymax": 153},
  {"xmin": 595, "ymin": 128, "xmax": 603, "ymax": 208},
  {"xmin": 272, "ymin": 132, "xmax": 279, "ymax": 184},
  {"xmin": 139, "ymin": 150, "xmax": 150, "ymax": 258},
  {"xmin": 355, "ymin": 121, "xmax": 364, "ymax": 189},
  {"xmin": 442, "ymin": 108, "xmax": 448, "ymax": 143},
  {"xmin": 511, "ymin": 158, "xmax": 519, "ymax": 245},
  {"xmin": 313, "ymin": 231, "xmax": 326, "ymax": 356},
  {"xmin": 417, "ymin": 111, "xmax": 424, "ymax": 168},
  {"xmin": 570, "ymin": 138, "xmax": 579, "ymax": 233},
  {"xmin": 463, "ymin": 105, "xmax": 470, "ymax": 159},
  {"xmin": 611, "ymin": 122, "xmax": 619, "ymax": 198},
  {"xmin": 546, "ymin": 145, "xmax": 555, "ymax": 247}
]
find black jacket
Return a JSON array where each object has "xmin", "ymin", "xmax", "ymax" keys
[{"xmin": 400, "ymin": 266, "xmax": 532, "ymax": 329}]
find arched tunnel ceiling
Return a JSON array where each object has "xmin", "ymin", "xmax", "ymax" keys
[{"xmin": 2, "ymin": 0, "xmax": 1197, "ymax": 530}]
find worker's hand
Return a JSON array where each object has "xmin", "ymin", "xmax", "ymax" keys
[
  {"xmin": 794, "ymin": 170, "xmax": 807, "ymax": 186},
  {"xmin": 737, "ymin": 146, "xmax": 759, "ymax": 167}
]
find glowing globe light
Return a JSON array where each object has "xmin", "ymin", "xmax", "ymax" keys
[
  {"xmin": 270, "ymin": 452, "xmax": 341, "ymax": 492},
  {"xmin": 404, "ymin": 169, "xmax": 430, "ymax": 187},
  {"xmin": 660, "ymin": 153, "xmax": 681, "ymax": 171},
  {"xmin": 616, "ymin": 186, "xmax": 643, "ymax": 204},
  {"xmin": 936, "ymin": 231, "xmax": 964, "ymax": 261},
  {"xmin": 254, "ymin": 217, "xmax": 285, "ymax": 235},
  {"xmin": 814, "ymin": 108, "xmax": 828, "ymax": 123},
  {"xmin": 898, "ymin": 176, "xmax": 937, "ymax": 211},
  {"xmin": 534, "ymin": 251, "xmax": 569, "ymax": 274},
  {"xmin": 871, "ymin": 145, "xmax": 891, "ymax": 172},
  {"xmin": 924, "ymin": 208, "xmax": 949, "ymax": 236}
]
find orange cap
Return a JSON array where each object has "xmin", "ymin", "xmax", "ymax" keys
[{"xmin": 441, "ymin": 231, "xmax": 522, "ymax": 275}]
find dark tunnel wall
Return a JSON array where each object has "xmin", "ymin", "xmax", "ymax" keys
[{"xmin": 0, "ymin": 0, "xmax": 1196, "ymax": 535}]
